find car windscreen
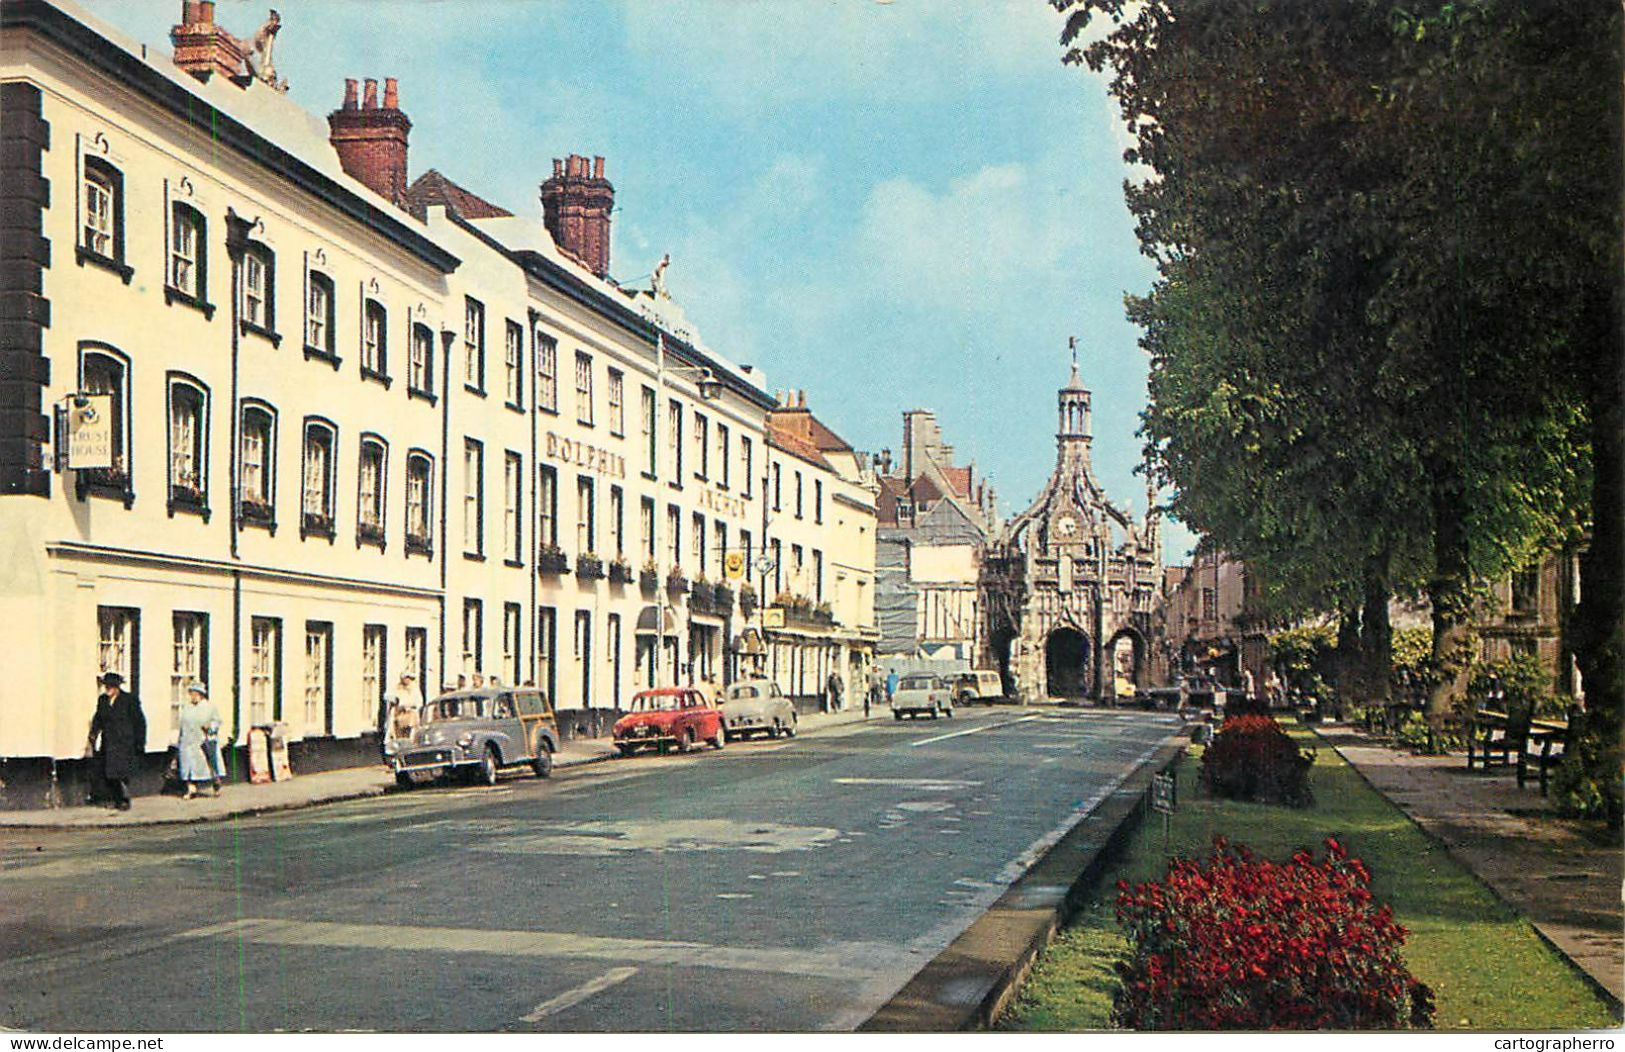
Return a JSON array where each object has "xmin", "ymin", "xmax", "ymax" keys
[
  {"xmin": 899, "ymin": 675, "xmax": 935, "ymax": 690},
  {"xmin": 631, "ymin": 693, "xmax": 681, "ymax": 712},
  {"xmin": 726, "ymin": 686, "xmax": 760, "ymax": 700}
]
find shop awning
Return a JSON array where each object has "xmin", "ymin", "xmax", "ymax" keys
[{"xmin": 635, "ymin": 605, "xmax": 679, "ymax": 634}]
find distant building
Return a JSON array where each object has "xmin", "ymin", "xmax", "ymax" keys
[
  {"xmin": 754, "ymin": 391, "xmax": 879, "ymax": 707},
  {"xmin": 1155, "ymin": 545, "xmax": 1267, "ymax": 694},
  {"xmin": 873, "ymin": 409, "xmax": 998, "ymax": 666},
  {"xmin": 982, "ymin": 358, "xmax": 1161, "ymax": 701}
]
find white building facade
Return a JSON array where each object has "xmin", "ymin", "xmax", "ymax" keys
[{"xmin": 0, "ymin": 0, "xmax": 868, "ymax": 807}]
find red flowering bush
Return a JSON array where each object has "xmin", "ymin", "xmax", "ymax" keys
[
  {"xmin": 1200, "ymin": 714, "xmax": 1314, "ymax": 807},
  {"xmin": 1113, "ymin": 838, "xmax": 1435, "ymax": 1030}
]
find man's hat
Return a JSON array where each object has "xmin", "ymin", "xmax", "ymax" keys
[
  {"xmin": 99, "ymin": 671, "xmax": 123, "ymax": 688},
  {"xmin": 186, "ymin": 682, "xmax": 208, "ymax": 697}
]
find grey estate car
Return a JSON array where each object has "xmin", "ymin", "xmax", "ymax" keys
[
  {"xmin": 718, "ymin": 678, "xmax": 798, "ymax": 741},
  {"xmin": 891, "ymin": 673, "xmax": 955, "ymax": 720},
  {"xmin": 392, "ymin": 687, "xmax": 560, "ymax": 788}
]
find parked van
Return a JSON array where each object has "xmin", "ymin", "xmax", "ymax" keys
[{"xmin": 953, "ymin": 670, "xmax": 1005, "ymax": 705}]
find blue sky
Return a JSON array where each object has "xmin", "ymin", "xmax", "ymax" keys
[{"xmin": 89, "ymin": 0, "xmax": 1194, "ymax": 562}]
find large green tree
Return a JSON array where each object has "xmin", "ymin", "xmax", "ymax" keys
[{"xmin": 1061, "ymin": 0, "xmax": 1619, "ymax": 818}]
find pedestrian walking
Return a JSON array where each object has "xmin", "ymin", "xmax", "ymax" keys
[
  {"xmin": 176, "ymin": 682, "xmax": 222, "ymax": 798},
  {"xmin": 886, "ymin": 668, "xmax": 899, "ymax": 706},
  {"xmin": 382, "ymin": 672, "xmax": 423, "ymax": 759},
  {"xmin": 85, "ymin": 671, "xmax": 145, "ymax": 810},
  {"xmin": 866, "ymin": 676, "xmax": 883, "ymax": 718},
  {"xmin": 824, "ymin": 670, "xmax": 843, "ymax": 713}
]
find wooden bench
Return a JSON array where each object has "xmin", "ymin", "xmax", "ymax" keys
[
  {"xmin": 1517, "ymin": 717, "xmax": 1569, "ymax": 795},
  {"xmin": 1465, "ymin": 709, "xmax": 1520, "ymax": 771}
]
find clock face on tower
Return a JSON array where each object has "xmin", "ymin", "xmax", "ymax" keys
[{"xmin": 1053, "ymin": 514, "xmax": 1078, "ymax": 540}]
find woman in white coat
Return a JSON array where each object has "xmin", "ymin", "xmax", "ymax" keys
[{"xmin": 177, "ymin": 682, "xmax": 223, "ymax": 798}]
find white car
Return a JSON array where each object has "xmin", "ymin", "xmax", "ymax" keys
[
  {"xmin": 892, "ymin": 673, "xmax": 954, "ymax": 720},
  {"xmin": 719, "ymin": 679, "xmax": 798, "ymax": 740}
]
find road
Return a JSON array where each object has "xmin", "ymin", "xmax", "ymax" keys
[{"xmin": 0, "ymin": 707, "xmax": 1179, "ymax": 1033}]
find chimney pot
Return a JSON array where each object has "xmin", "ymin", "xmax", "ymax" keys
[
  {"xmin": 329, "ymin": 77, "xmax": 412, "ymax": 202},
  {"xmin": 199, "ymin": 1, "xmax": 215, "ymax": 23},
  {"xmin": 540, "ymin": 152, "xmax": 616, "ymax": 278},
  {"xmin": 383, "ymin": 77, "xmax": 399, "ymax": 109},
  {"xmin": 181, "ymin": 2, "xmax": 199, "ymax": 24},
  {"xmin": 593, "ymin": 156, "xmax": 605, "ymax": 179}
]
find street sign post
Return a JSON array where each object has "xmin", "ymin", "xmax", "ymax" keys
[{"xmin": 1151, "ymin": 771, "xmax": 1176, "ymax": 851}]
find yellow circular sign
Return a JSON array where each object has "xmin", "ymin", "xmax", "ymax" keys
[{"xmin": 724, "ymin": 551, "xmax": 745, "ymax": 580}]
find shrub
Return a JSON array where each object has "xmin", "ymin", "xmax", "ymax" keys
[
  {"xmin": 1200, "ymin": 715, "xmax": 1314, "ymax": 807},
  {"xmin": 1466, "ymin": 653, "xmax": 1562, "ymax": 720},
  {"xmin": 1113, "ymin": 838, "xmax": 1435, "ymax": 1030}
]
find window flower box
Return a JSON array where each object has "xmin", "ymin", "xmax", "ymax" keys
[
  {"xmin": 357, "ymin": 521, "xmax": 386, "ymax": 548},
  {"xmin": 639, "ymin": 564, "xmax": 660, "ymax": 594},
  {"xmin": 405, "ymin": 531, "xmax": 433, "ymax": 557},
  {"xmin": 539, "ymin": 546, "xmax": 571, "ymax": 575},
  {"xmin": 713, "ymin": 583, "xmax": 735, "ymax": 611},
  {"xmin": 608, "ymin": 559, "xmax": 635, "ymax": 585},
  {"xmin": 301, "ymin": 511, "xmax": 335, "ymax": 540},
  {"xmin": 239, "ymin": 498, "xmax": 276, "ymax": 531},
  {"xmin": 739, "ymin": 584, "xmax": 758, "ymax": 616},
  {"xmin": 666, "ymin": 568, "xmax": 689, "ymax": 594},
  {"xmin": 685, "ymin": 578, "xmax": 711, "ymax": 614},
  {"xmin": 576, "ymin": 553, "xmax": 605, "ymax": 580},
  {"xmin": 168, "ymin": 483, "xmax": 209, "ymax": 520}
]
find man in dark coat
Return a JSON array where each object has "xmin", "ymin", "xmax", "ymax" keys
[{"xmin": 86, "ymin": 671, "xmax": 145, "ymax": 810}]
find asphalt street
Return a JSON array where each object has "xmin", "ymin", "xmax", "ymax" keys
[{"xmin": 0, "ymin": 707, "xmax": 1180, "ymax": 1033}]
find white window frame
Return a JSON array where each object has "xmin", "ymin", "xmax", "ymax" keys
[
  {"xmin": 504, "ymin": 451, "xmax": 522, "ymax": 563},
  {"xmin": 170, "ymin": 207, "xmax": 200, "ymax": 297},
  {"xmin": 537, "ymin": 331, "xmax": 558, "ymax": 412},
  {"xmin": 575, "ymin": 351, "xmax": 594, "ymax": 426},
  {"xmin": 608, "ymin": 369, "xmax": 624, "ymax": 436},
  {"xmin": 504, "ymin": 320, "xmax": 523, "ymax": 407},
  {"xmin": 463, "ymin": 438, "xmax": 484, "ymax": 557}
]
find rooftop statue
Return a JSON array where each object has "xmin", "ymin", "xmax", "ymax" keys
[{"xmin": 244, "ymin": 9, "xmax": 287, "ymax": 92}]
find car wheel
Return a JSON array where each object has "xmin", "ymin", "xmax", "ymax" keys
[
  {"xmin": 680, "ymin": 728, "xmax": 697, "ymax": 754},
  {"xmin": 394, "ymin": 771, "xmax": 414, "ymax": 790},
  {"xmin": 531, "ymin": 743, "xmax": 554, "ymax": 779},
  {"xmin": 787, "ymin": 714, "xmax": 798, "ymax": 737},
  {"xmin": 893, "ymin": 710, "xmax": 903, "ymax": 721},
  {"xmin": 711, "ymin": 724, "xmax": 726, "ymax": 750},
  {"xmin": 479, "ymin": 746, "xmax": 500, "ymax": 786},
  {"xmin": 616, "ymin": 742, "xmax": 637, "ymax": 758}
]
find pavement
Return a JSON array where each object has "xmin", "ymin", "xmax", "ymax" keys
[
  {"xmin": 0, "ymin": 704, "xmax": 879, "ymax": 830},
  {"xmin": 1313, "ymin": 721, "xmax": 1624, "ymax": 1010}
]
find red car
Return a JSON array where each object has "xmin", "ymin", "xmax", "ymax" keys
[{"xmin": 612, "ymin": 687, "xmax": 726, "ymax": 756}]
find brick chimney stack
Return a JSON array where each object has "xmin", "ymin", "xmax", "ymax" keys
[
  {"xmin": 170, "ymin": 1, "xmax": 248, "ymax": 86},
  {"xmin": 327, "ymin": 77, "xmax": 412, "ymax": 203},
  {"xmin": 540, "ymin": 154, "xmax": 615, "ymax": 278}
]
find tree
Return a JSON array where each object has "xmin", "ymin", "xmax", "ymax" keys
[{"xmin": 1060, "ymin": 0, "xmax": 1618, "ymax": 818}]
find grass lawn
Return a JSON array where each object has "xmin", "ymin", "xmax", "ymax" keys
[{"xmin": 998, "ymin": 723, "xmax": 1619, "ymax": 1032}]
